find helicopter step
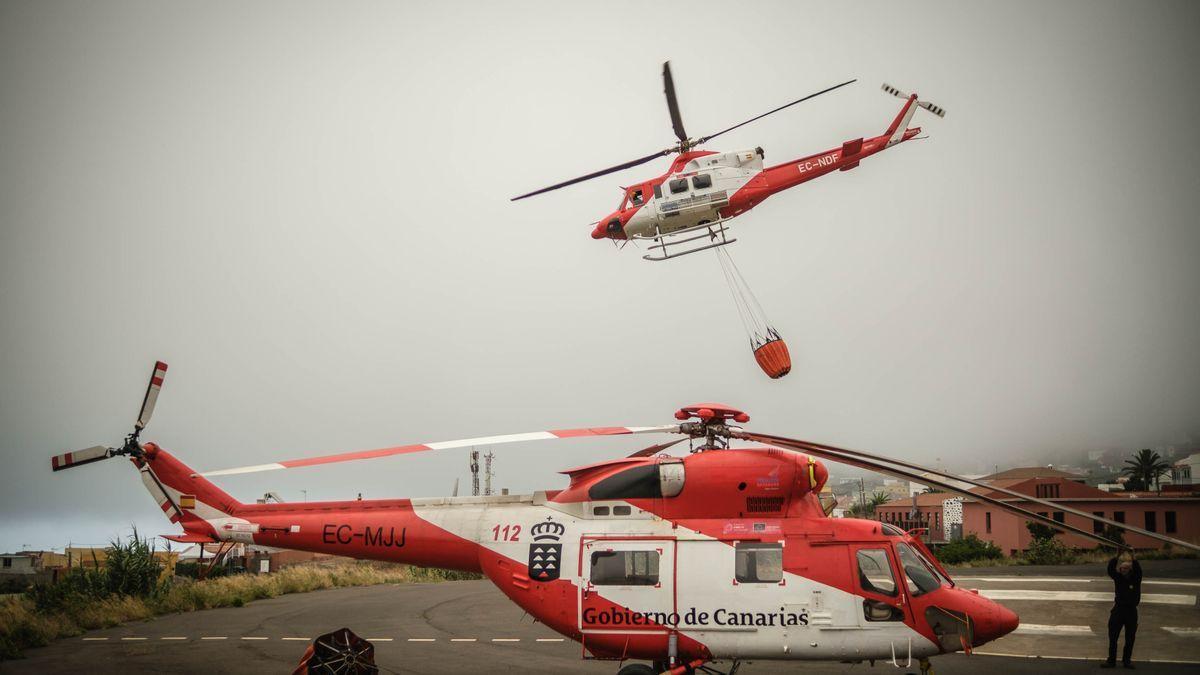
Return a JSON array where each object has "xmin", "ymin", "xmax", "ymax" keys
[{"xmin": 635, "ymin": 216, "xmax": 737, "ymax": 262}]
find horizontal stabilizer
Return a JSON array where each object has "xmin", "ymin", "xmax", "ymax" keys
[{"xmin": 161, "ymin": 532, "xmax": 218, "ymax": 544}]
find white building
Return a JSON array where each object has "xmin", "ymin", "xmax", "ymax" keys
[
  {"xmin": 0, "ymin": 553, "xmax": 37, "ymax": 576},
  {"xmin": 1172, "ymin": 454, "xmax": 1200, "ymax": 486}
]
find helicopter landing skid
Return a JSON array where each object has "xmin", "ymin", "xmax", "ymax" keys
[{"xmin": 635, "ymin": 218, "xmax": 736, "ymax": 261}]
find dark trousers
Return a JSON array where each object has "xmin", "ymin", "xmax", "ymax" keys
[{"xmin": 1107, "ymin": 605, "xmax": 1138, "ymax": 664}]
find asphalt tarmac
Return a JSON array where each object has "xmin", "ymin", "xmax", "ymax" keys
[{"xmin": 4, "ymin": 565, "xmax": 1199, "ymax": 674}]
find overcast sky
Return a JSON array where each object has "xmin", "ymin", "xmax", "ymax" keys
[{"xmin": 2, "ymin": 1, "xmax": 1198, "ymax": 552}]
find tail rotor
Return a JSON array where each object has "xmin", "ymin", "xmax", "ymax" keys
[
  {"xmin": 881, "ymin": 82, "xmax": 947, "ymax": 118},
  {"xmin": 51, "ymin": 361, "xmax": 169, "ymax": 472}
]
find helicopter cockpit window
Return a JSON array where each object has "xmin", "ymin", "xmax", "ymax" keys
[
  {"xmin": 590, "ymin": 550, "xmax": 659, "ymax": 586},
  {"xmin": 856, "ymin": 549, "xmax": 897, "ymax": 597},
  {"xmin": 629, "ymin": 188, "xmax": 644, "ymax": 206},
  {"xmin": 669, "ymin": 178, "xmax": 688, "ymax": 194},
  {"xmin": 692, "ymin": 174, "xmax": 713, "ymax": 190},
  {"xmin": 735, "ymin": 542, "xmax": 783, "ymax": 583},
  {"xmin": 896, "ymin": 543, "xmax": 941, "ymax": 596}
]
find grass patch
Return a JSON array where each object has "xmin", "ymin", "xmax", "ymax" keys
[{"xmin": 0, "ymin": 562, "xmax": 477, "ymax": 660}]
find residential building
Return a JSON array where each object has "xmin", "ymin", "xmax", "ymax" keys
[{"xmin": 961, "ymin": 475, "xmax": 1199, "ymax": 556}]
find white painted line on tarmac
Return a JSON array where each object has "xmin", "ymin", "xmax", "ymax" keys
[
  {"xmin": 536, "ymin": 638, "xmax": 565, "ymax": 642},
  {"xmin": 407, "ymin": 638, "xmax": 436, "ymax": 642},
  {"xmin": 975, "ymin": 651, "xmax": 1200, "ymax": 665},
  {"xmin": 974, "ymin": 648, "xmax": 1089, "ymax": 658},
  {"xmin": 1146, "ymin": 580, "xmax": 1200, "ymax": 588},
  {"xmin": 450, "ymin": 638, "xmax": 477, "ymax": 642},
  {"xmin": 1014, "ymin": 623, "xmax": 1093, "ymax": 636},
  {"xmin": 120, "ymin": 637, "xmax": 147, "ymax": 641},
  {"xmin": 82, "ymin": 637, "xmax": 108, "ymax": 641},
  {"xmin": 161, "ymin": 637, "xmax": 187, "ymax": 640},
  {"xmin": 241, "ymin": 637, "xmax": 269, "ymax": 640},
  {"xmin": 958, "ymin": 577, "xmax": 1092, "ymax": 584},
  {"xmin": 958, "ymin": 576, "xmax": 1200, "ymax": 588},
  {"xmin": 365, "ymin": 638, "xmax": 393, "ymax": 642},
  {"xmin": 491, "ymin": 638, "xmax": 521, "ymax": 642},
  {"xmin": 979, "ymin": 589, "xmax": 1195, "ymax": 605},
  {"xmin": 200, "ymin": 636, "xmax": 227, "ymax": 640},
  {"xmin": 281, "ymin": 637, "xmax": 310, "ymax": 641},
  {"xmin": 1163, "ymin": 627, "xmax": 1200, "ymax": 636}
]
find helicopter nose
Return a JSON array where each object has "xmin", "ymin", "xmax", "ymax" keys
[
  {"xmin": 592, "ymin": 216, "xmax": 624, "ymax": 239},
  {"xmin": 971, "ymin": 599, "xmax": 1019, "ymax": 645}
]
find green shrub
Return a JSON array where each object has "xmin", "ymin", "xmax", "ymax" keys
[
  {"xmin": 936, "ymin": 535, "xmax": 1004, "ymax": 564},
  {"xmin": 1024, "ymin": 537, "xmax": 1076, "ymax": 565},
  {"xmin": 104, "ymin": 530, "xmax": 163, "ymax": 598}
]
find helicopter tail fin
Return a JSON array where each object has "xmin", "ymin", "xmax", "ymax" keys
[
  {"xmin": 881, "ymin": 83, "xmax": 945, "ymax": 146},
  {"xmin": 136, "ymin": 444, "xmax": 243, "ymax": 539}
]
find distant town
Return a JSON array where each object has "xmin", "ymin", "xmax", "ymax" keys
[{"xmin": 824, "ymin": 444, "xmax": 1199, "ymax": 558}]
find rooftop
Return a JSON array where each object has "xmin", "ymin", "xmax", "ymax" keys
[{"xmin": 979, "ymin": 466, "xmax": 1086, "ymax": 482}]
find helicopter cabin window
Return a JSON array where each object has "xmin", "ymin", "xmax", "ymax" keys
[
  {"xmin": 692, "ymin": 174, "xmax": 713, "ymax": 190},
  {"xmin": 590, "ymin": 550, "xmax": 659, "ymax": 586},
  {"xmin": 856, "ymin": 549, "xmax": 897, "ymax": 597},
  {"xmin": 735, "ymin": 542, "xmax": 783, "ymax": 583},
  {"xmin": 592, "ymin": 506, "xmax": 610, "ymax": 516},
  {"xmin": 653, "ymin": 183, "xmax": 663, "ymax": 199},
  {"xmin": 895, "ymin": 543, "xmax": 940, "ymax": 596},
  {"xmin": 669, "ymin": 178, "xmax": 688, "ymax": 194},
  {"xmin": 612, "ymin": 505, "xmax": 632, "ymax": 516},
  {"xmin": 629, "ymin": 187, "xmax": 645, "ymax": 206}
]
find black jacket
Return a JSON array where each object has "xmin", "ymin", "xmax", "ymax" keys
[{"xmin": 1108, "ymin": 557, "xmax": 1142, "ymax": 608}]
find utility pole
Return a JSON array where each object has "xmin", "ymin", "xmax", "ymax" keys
[
  {"xmin": 484, "ymin": 452, "xmax": 495, "ymax": 496},
  {"xmin": 858, "ymin": 478, "xmax": 866, "ymax": 516},
  {"xmin": 470, "ymin": 449, "xmax": 481, "ymax": 496}
]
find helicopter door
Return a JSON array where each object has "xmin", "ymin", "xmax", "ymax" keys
[
  {"xmin": 579, "ymin": 537, "xmax": 676, "ymax": 637},
  {"xmin": 852, "ymin": 545, "xmax": 906, "ymax": 626}
]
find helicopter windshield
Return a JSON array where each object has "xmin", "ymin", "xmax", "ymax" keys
[{"xmin": 895, "ymin": 542, "xmax": 943, "ymax": 596}]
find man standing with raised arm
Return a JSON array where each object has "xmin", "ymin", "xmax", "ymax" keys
[{"xmin": 1102, "ymin": 549, "xmax": 1142, "ymax": 669}]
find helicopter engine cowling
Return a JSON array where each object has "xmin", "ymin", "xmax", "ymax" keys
[{"xmin": 555, "ymin": 448, "xmax": 828, "ymax": 520}]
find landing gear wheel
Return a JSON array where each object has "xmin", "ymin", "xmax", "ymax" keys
[{"xmin": 617, "ymin": 664, "xmax": 657, "ymax": 675}]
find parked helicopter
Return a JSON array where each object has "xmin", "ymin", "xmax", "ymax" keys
[
  {"xmin": 512, "ymin": 63, "xmax": 945, "ymax": 263},
  {"xmin": 55, "ymin": 364, "xmax": 1196, "ymax": 675}
]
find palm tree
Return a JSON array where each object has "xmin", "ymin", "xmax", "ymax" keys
[
  {"xmin": 849, "ymin": 491, "xmax": 893, "ymax": 517},
  {"xmin": 1123, "ymin": 448, "xmax": 1171, "ymax": 492}
]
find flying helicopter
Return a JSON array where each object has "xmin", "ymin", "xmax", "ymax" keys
[
  {"xmin": 512, "ymin": 63, "xmax": 945, "ymax": 262},
  {"xmin": 513, "ymin": 63, "xmax": 945, "ymax": 381},
  {"xmin": 54, "ymin": 363, "xmax": 1196, "ymax": 675}
]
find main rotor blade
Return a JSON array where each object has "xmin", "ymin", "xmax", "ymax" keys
[
  {"xmin": 739, "ymin": 431, "xmax": 1200, "ymax": 553},
  {"xmin": 663, "ymin": 61, "xmax": 688, "ymax": 144},
  {"xmin": 510, "ymin": 149, "xmax": 671, "ymax": 201},
  {"xmin": 51, "ymin": 445, "xmax": 111, "ymax": 472},
  {"xmin": 136, "ymin": 361, "xmax": 169, "ymax": 430},
  {"xmin": 695, "ymin": 79, "xmax": 858, "ymax": 145},
  {"xmin": 197, "ymin": 425, "xmax": 680, "ymax": 477}
]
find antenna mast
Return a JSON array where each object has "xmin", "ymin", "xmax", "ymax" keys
[
  {"xmin": 469, "ymin": 449, "xmax": 481, "ymax": 497},
  {"xmin": 484, "ymin": 452, "xmax": 495, "ymax": 496}
]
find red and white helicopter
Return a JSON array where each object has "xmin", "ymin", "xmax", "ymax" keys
[
  {"xmin": 513, "ymin": 63, "xmax": 945, "ymax": 262},
  {"xmin": 54, "ymin": 363, "xmax": 1197, "ymax": 675}
]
